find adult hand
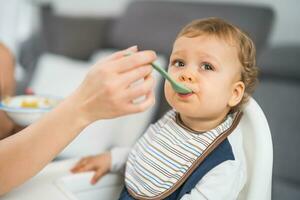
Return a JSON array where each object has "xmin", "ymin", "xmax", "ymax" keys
[{"xmin": 69, "ymin": 46, "xmax": 157, "ymax": 124}]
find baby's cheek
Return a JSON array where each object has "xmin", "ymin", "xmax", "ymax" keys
[{"xmin": 164, "ymin": 82, "xmax": 174, "ymax": 104}]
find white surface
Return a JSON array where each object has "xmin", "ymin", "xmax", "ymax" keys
[
  {"xmin": 0, "ymin": 159, "xmax": 77, "ymax": 200},
  {"xmin": 30, "ymin": 54, "xmax": 91, "ymax": 98},
  {"xmin": 0, "ymin": 159, "xmax": 124, "ymax": 200},
  {"xmin": 55, "ymin": 172, "xmax": 123, "ymax": 200},
  {"xmin": 237, "ymin": 98, "xmax": 273, "ymax": 200}
]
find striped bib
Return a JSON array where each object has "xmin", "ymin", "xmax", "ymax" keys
[{"xmin": 125, "ymin": 110, "xmax": 240, "ymax": 199}]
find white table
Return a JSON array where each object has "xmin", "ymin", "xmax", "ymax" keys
[{"xmin": 0, "ymin": 159, "xmax": 123, "ymax": 200}]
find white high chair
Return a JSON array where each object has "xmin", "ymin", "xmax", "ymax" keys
[
  {"xmin": 238, "ymin": 97, "xmax": 273, "ymax": 200},
  {"xmin": 52, "ymin": 98, "xmax": 273, "ymax": 200}
]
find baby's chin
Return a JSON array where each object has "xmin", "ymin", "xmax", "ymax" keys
[
  {"xmin": 171, "ymin": 105, "xmax": 200, "ymax": 118},
  {"xmin": 171, "ymin": 101, "xmax": 219, "ymax": 119}
]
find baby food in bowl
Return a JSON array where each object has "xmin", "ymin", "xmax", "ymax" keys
[{"xmin": 0, "ymin": 95, "xmax": 61, "ymax": 126}]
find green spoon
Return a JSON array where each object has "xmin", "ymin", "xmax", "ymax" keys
[
  {"xmin": 151, "ymin": 63, "xmax": 192, "ymax": 94},
  {"xmin": 124, "ymin": 53, "xmax": 192, "ymax": 94}
]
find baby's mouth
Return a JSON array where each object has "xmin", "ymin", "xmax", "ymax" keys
[{"xmin": 177, "ymin": 92, "xmax": 194, "ymax": 98}]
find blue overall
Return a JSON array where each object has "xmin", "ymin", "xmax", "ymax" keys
[{"xmin": 119, "ymin": 138, "xmax": 234, "ymax": 200}]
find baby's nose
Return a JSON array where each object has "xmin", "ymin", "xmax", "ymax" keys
[{"xmin": 179, "ymin": 74, "xmax": 195, "ymax": 83}]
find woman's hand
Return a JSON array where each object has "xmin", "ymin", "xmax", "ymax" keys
[
  {"xmin": 69, "ymin": 46, "xmax": 157, "ymax": 125},
  {"xmin": 71, "ymin": 153, "xmax": 111, "ymax": 184}
]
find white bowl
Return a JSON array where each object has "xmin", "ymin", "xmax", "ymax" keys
[{"xmin": 0, "ymin": 95, "xmax": 61, "ymax": 126}]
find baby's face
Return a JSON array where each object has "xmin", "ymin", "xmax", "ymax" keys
[{"xmin": 165, "ymin": 35, "xmax": 244, "ymax": 121}]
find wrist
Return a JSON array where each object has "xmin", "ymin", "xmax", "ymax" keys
[
  {"xmin": 67, "ymin": 86, "xmax": 108, "ymax": 127},
  {"xmin": 57, "ymin": 93, "xmax": 91, "ymax": 133}
]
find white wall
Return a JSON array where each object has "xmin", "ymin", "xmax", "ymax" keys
[
  {"xmin": 1, "ymin": 0, "xmax": 299, "ymax": 53},
  {"xmin": 0, "ymin": 0, "xmax": 39, "ymax": 55},
  {"xmin": 191, "ymin": 0, "xmax": 300, "ymax": 46},
  {"xmin": 0, "ymin": 0, "xmax": 22, "ymax": 54}
]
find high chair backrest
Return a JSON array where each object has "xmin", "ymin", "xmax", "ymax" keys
[{"xmin": 238, "ymin": 98, "xmax": 273, "ymax": 200}]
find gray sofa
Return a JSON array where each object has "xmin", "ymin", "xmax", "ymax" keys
[{"xmin": 254, "ymin": 45, "xmax": 300, "ymax": 200}]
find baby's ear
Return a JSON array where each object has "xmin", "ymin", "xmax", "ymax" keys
[{"xmin": 228, "ymin": 81, "xmax": 245, "ymax": 107}]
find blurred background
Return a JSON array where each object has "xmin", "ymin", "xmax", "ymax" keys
[{"xmin": 0, "ymin": 0, "xmax": 299, "ymax": 199}]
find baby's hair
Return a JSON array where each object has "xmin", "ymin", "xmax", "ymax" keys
[{"xmin": 176, "ymin": 17, "xmax": 258, "ymax": 112}]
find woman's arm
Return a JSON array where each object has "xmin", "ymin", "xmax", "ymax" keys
[{"xmin": 0, "ymin": 47, "xmax": 156, "ymax": 194}]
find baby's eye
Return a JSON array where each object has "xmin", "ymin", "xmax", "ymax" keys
[
  {"xmin": 200, "ymin": 62, "xmax": 214, "ymax": 71},
  {"xmin": 172, "ymin": 60, "xmax": 185, "ymax": 67}
]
